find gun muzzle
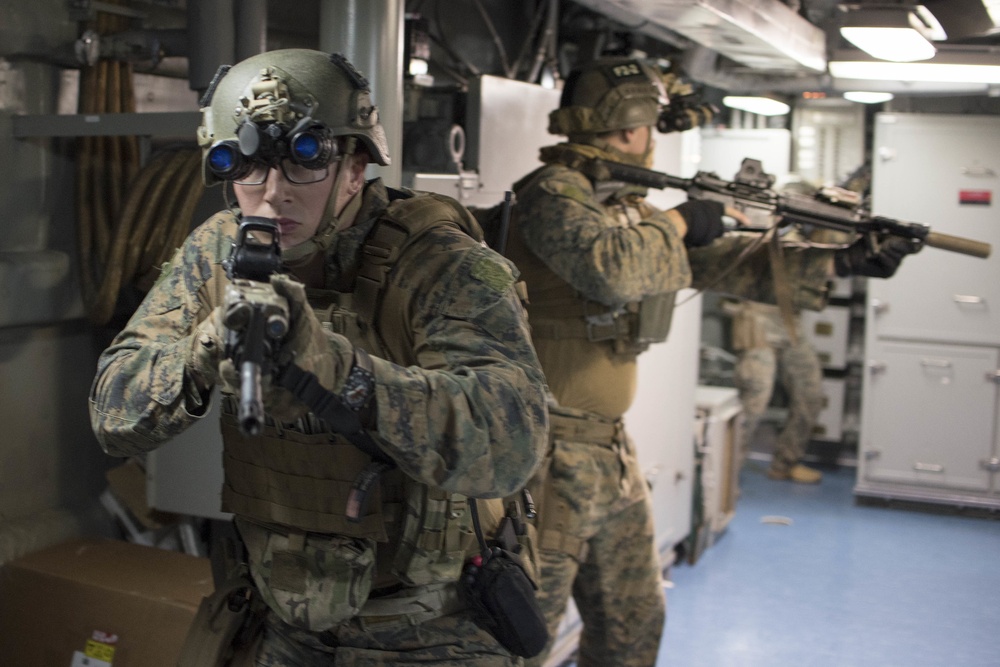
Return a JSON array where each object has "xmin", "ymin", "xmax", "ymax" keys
[
  {"xmin": 238, "ymin": 360, "xmax": 264, "ymax": 436},
  {"xmin": 924, "ymin": 231, "xmax": 992, "ymax": 259}
]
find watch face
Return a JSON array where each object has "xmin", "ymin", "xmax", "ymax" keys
[{"xmin": 342, "ymin": 368, "xmax": 374, "ymax": 411}]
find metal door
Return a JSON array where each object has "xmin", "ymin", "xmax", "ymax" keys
[{"xmin": 861, "ymin": 340, "xmax": 999, "ymax": 493}]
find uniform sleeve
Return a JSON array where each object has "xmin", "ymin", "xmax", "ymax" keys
[
  {"xmin": 516, "ymin": 167, "xmax": 691, "ymax": 306},
  {"xmin": 688, "ymin": 233, "xmax": 834, "ymax": 311},
  {"xmin": 368, "ymin": 235, "xmax": 549, "ymax": 499},
  {"xmin": 88, "ymin": 217, "xmax": 230, "ymax": 456}
]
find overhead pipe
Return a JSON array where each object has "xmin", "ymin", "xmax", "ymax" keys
[
  {"xmin": 681, "ymin": 45, "xmax": 829, "ymax": 96},
  {"xmin": 319, "ymin": 0, "xmax": 405, "ymax": 188},
  {"xmin": 527, "ymin": 0, "xmax": 559, "ymax": 84},
  {"xmin": 186, "ymin": 0, "xmax": 235, "ymax": 95},
  {"xmin": 234, "ymin": 0, "xmax": 267, "ymax": 62}
]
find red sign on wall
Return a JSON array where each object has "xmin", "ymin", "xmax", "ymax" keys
[{"xmin": 959, "ymin": 190, "xmax": 992, "ymax": 206}]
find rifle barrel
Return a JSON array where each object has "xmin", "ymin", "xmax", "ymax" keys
[{"xmin": 924, "ymin": 231, "xmax": 991, "ymax": 258}]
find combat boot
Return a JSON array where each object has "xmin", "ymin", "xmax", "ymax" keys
[{"xmin": 767, "ymin": 463, "xmax": 822, "ymax": 484}]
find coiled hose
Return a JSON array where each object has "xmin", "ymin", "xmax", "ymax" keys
[{"xmin": 75, "ymin": 3, "xmax": 204, "ymax": 326}]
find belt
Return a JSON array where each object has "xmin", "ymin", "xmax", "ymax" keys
[
  {"xmin": 530, "ymin": 316, "xmax": 633, "ymax": 342},
  {"xmin": 548, "ymin": 410, "xmax": 621, "ymax": 446},
  {"xmin": 357, "ymin": 582, "xmax": 466, "ymax": 626}
]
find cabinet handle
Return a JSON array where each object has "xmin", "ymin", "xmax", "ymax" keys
[
  {"xmin": 871, "ymin": 298, "xmax": 889, "ymax": 315},
  {"xmin": 868, "ymin": 361, "xmax": 887, "ymax": 375},
  {"xmin": 913, "ymin": 462, "xmax": 944, "ymax": 473},
  {"xmin": 953, "ymin": 294, "xmax": 985, "ymax": 304},
  {"xmin": 961, "ymin": 166, "xmax": 997, "ymax": 177},
  {"xmin": 919, "ymin": 358, "xmax": 952, "ymax": 368}
]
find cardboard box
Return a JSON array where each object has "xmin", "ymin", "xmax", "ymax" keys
[{"xmin": 0, "ymin": 538, "xmax": 213, "ymax": 667}]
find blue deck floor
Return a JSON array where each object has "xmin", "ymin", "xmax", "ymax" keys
[{"xmin": 657, "ymin": 462, "xmax": 1000, "ymax": 667}]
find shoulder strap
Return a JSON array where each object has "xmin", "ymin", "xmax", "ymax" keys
[{"xmin": 355, "ymin": 192, "xmax": 482, "ymax": 329}]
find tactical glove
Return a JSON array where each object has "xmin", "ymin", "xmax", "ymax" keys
[
  {"xmin": 674, "ymin": 199, "xmax": 726, "ymax": 248},
  {"xmin": 266, "ymin": 273, "xmax": 354, "ymax": 422},
  {"xmin": 834, "ymin": 236, "xmax": 919, "ymax": 278}
]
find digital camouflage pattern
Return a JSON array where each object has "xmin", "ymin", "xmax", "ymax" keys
[
  {"xmin": 238, "ymin": 519, "xmax": 377, "ymax": 632},
  {"xmin": 688, "ymin": 233, "xmax": 834, "ymax": 312},
  {"xmin": 90, "ymin": 182, "xmax": 548, "ymax": 495},
  {"xmin": 89, "ymin": 178, "xmax": 548, "ymax": 662},
  {"xmin": 506, "ymin": 142, "xmax": 837, "ymax": 667},
  {"xmin": 511, "ymin": 145, "xmax": 692, "ymax": 309},
  {"xmin": 526, "ymin": 430, "xmax": 664, "ymax": 667},
  {"xmin": 732, "ymin": 303, "xmax": 824, "ymax": 474},
  {"xmin": 252, "ymin": 610, "xmax": 518, "ymax": 666}
]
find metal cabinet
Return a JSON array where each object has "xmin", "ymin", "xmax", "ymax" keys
[
  {"xmin": 862, "ymin": 341, "xmax": 999, "ymax": 495},
  {"xmin": 857, "ymin": 113, "xmax": 1000, "ymax": 509}
]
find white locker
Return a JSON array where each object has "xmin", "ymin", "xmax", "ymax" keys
[{"xmin": 858, "ymin": 113, "xmax": 1000, "ymax": 509}]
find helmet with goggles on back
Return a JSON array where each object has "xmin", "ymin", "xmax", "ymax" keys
[
  {"xmin": 197, "ymin": 48, "xmax": 391, "ymax": 188},
  {"xmin": 548, "ymin": 57, "xmax": 669, "ymax": 140}
]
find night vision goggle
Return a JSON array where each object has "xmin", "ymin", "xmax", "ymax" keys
[
  {"xmin": 206, "ymin": 117, "xmax": 340, "ymax": 183},
  {"xmin": 656, "ymin": 95, "xmax": 717, "ymax": 134}
]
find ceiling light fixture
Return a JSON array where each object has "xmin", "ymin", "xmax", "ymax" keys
[
  {"xmin": 843, "ymin": 91, "xmax": 895, "ymax": 104},
  {"xmin": 722, "ymin": 96, "xmax": 791, "ymax": 116},
  {"xmin": 829, "ymin": 58, "xmax": 1000, "ymax": 85},
  {"xmin": 839, "ymin": 5, "xmax": 946, "ymax": 62}
]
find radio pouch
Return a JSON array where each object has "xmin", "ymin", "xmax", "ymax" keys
[{"xmin": 460, "ymin": 499, "xmax": 549, "ymax": 658}]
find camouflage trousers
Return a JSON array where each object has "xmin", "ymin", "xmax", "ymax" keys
[
  {"xmin": 252, "ymin": 608, "xmax": 520, "ymax": 666},
  {"xmin": 733, "ymin": 338, "xmax": 824, "ymax": 473},
  {"xmin": 525, "ymin": 424, "xmax": 666, "ymax": 667}
]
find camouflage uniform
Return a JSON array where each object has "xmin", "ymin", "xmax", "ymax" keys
[
  {"xmin": 505, "ymin": 142, "xmax": 834, "ymax": 667},
  {"xmin": 731, "ymin": 302, "xmax": 824, "ymax": 475},
  {"xmin": 89, "ymin": 178, "xmax": 549, "ymax": 664}
]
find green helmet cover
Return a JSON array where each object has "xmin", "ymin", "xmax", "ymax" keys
[
  {"xmin": 549, "ymin": 58, "xmax": 667, "ymax": 137},
  {"xmin": 197, "ymin": 48, "xmax": 391, "ymax": 186}
]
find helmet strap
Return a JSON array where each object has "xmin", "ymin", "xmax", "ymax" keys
[{"xmin": 283, "ymin": 137, "xmax": 361, "ymax": 262}]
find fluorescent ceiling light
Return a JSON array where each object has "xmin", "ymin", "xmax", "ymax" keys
[
  {"xmin": 723, "ymin": 96, "xmax": 790, "ymax": 116},
  {"xmin": 839, "ymin": 7, "xmax": 944, "ymax": 62},
  {"xmin": 840, "ymin": 26, "xmax": 935, "ymax": 62},
  {"xmin": 829, "ymin": 60, "xmax": 1000, "ymax": 84},
  {"xmin": 986, "ymin": 1, "xmax": 1000, "ymax": 27},
  {"xmin": 843, "ymin": 91, "xmax": 894, "ymax": 104}
]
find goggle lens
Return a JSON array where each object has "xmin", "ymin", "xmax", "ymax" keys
[
  {"xmin": 207, "ymin": 142, "xmax": 241, "ymax": 177},
  {"xmin": 291, "ymin": 132, "xmax": 322, "ymax": 162}
]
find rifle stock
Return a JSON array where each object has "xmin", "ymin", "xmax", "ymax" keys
[{"xmin": 595, "ymin": 158, "xmax": 991, "ymax": 260}]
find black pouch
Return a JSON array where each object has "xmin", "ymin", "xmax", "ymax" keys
[{"xmin": 461, "ymin": 503, "xmax": 550, "ymax": 659}]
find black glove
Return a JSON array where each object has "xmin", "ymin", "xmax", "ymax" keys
[
  {"xmin": 834, "ymin": 236, "xmax": 919, "ymax": 278},
  {"xmin": 674, "ymin": 200, "xmax": 726, "ymax": 248}
]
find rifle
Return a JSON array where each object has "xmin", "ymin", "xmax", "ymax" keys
[
  {"xmin": 591, "ymin": 157, "xmax": 992, "ymax": 259},
  {"xmin": 221, "ymin": 216, "xmax": 290, "ymax": 437}
]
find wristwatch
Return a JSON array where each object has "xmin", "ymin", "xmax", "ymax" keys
[{"xmin": 340, "ymin": 347, "xmax": 376, "ymax": 414}]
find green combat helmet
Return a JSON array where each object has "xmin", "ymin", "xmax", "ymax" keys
[
  {"xmin": 548, "ymin": 57, "xmax": 668, "ymax": 138},
  {"xmin": 197, "ymin": 48, "xmax": 391, "ymax": 188},
  {"xmin": 196, "ymin": 49, "xmax": 391, "ymax": 256}
]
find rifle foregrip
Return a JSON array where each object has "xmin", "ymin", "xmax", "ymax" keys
[{"xmin": 924, "ymin": 231, "xmax": 992, "ymax": 259}]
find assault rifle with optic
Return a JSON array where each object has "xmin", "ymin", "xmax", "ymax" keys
[
  {"xmin": 592, "ymin": 157, "xmax": 992, "ymax": 259},
  {"xmin": 221, "ymin": 216, "xmax": 290, "ymax": 436}
]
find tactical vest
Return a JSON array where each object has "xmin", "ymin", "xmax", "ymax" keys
[
  {"xmin": 220, "ymin": 189, "xmax": 506, "ymax": 588},
  {"xmin": 506, "ymin": 162, "xmax": 676, "ymax": 355}
]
